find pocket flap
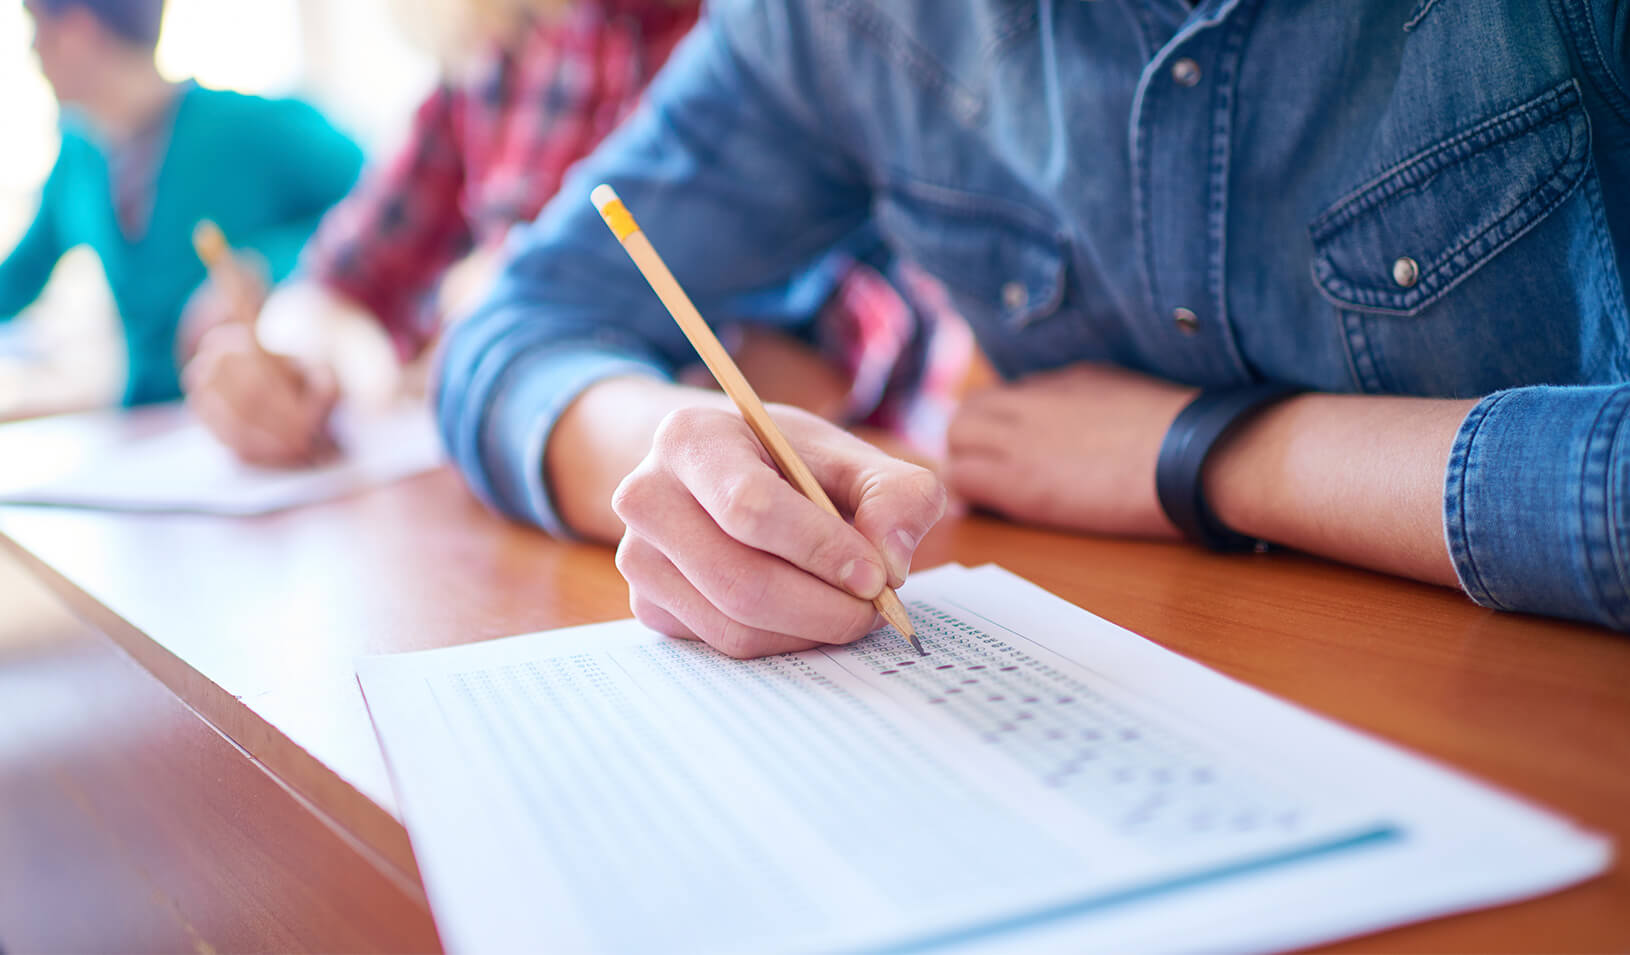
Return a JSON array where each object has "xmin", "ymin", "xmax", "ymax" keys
[
  {"xmin": 1309, "ymin": 82, "xmax": 1591, "ymax": 316},
  {"xmin": 874, "ymin": 182, "xmax": 1068, "ymax": 329}
]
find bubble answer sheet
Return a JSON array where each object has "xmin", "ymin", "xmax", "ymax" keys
[
  {"xmin": 356, "ymin": 564, "xmax": 1610, "ymax": 954},
  {"xmin": 0, "ymin": 404, "xmax": 442, "ymax": 516}
]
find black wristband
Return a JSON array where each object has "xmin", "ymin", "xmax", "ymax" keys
[{"xmin": 1156, "ymin": 385, "xmax": 1303, "ymax": 552}]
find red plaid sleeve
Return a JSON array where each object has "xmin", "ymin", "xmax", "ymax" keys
[{"xmin": 303, "ymin": 86, "xmax": 474, "ymax": 359}]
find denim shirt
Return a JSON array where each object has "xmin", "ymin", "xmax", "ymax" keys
[{"xmin": 437, "ymin": 0, "xmax": 1630, "ymax": 631}]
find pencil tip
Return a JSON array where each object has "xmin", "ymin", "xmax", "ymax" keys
[{"xmin": 909, "ymin": 633, "xmax": 926, "ymax": 656}]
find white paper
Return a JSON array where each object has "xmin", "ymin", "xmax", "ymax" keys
[
  {"xmin": 0, "ymin": 405, "xmax": 442, "ymax": 515},
  {"xmin": 357, "ymin": 565, "xmax": 1610, "ymax": 954}
]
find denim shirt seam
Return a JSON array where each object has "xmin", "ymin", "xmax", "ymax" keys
[
  {"xmin": 1402, "ymin": 0, "xmax": 1442, "ymax": 32},
  {"xmin": 1309, "ymin": 82, "xmax": 1581, "ymax": 238},
  {"xmin": 1552, "ymin": 0, "xmax": 1630, "ymax": 126},
  {"xmin": 1581, "ymin": 386, "xmax": 1630, "ymax": 629},
  {"xmin": 1444, "ymin": 391, "xmax": 1510, "ymax": 611},
  {"xmin": 1310, "ymin": 126, "xmax": 1589, "ymax": 315},
  {"xmin": 823, "ymin": 0, "xmax": 985, "ymax": 126},
  {"xmin": 1308, "ymin": 86, "xmax": 1591, "ymax": 316},
  {"xmin": 1203, "ymin": 0, "xmax": 1260, "ymax": 381}
]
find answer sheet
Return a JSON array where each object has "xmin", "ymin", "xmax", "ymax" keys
[
  {"xmin": 357, "ymin": 565, "xmax": 1609, "ymax": 954},
  {"xmin": 0, "ymin": 404, "xmax": 442, "ymax": 515}
]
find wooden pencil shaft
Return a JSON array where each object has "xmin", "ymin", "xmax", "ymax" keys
[
  {"xmin": 191, "ymin": 221, "xmax": 262, "ymax": 334},
  {"xmin": 619, "ymin": 230, "xmax": 841, "ymax": 518}
]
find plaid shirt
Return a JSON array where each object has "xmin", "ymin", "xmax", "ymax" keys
[
  {"xmin": 305, "ymin": 3, "xmax": 698, "ymax": 357},
  {"xmin": 306, "ymin": 0, "xmax": 967, "ymax": 442}
]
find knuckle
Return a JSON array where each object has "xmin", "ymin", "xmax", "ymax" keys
[
  {"xmin": 901, "ymin": 467, "xmax": 949, "ymax": 525},
  {"xmin": 628, "ymin": 593, "xmax": 675, "ymax": 637},
  {"xmin": 711, "ymin": 619, "xmax": 763, "ymax": 660},
  {"xmin": 653, "ymin": 405, "xmax": 723, "ymax": 455},
  {"xmin": 612, "ymin": 534, "xmax": 640, "ymax": 579},
  {"xmin": 708, "ymin": 560, "xmax": 769, "ymax": 622},
  {"xmin": 610, "ymin": 468, "xmax": 659, "ymax": 525},
  {"xmin": 713, "ymin": 474, "xmax": 775, "ymax": 540},
  {"xmin": 798, "ymin": 531, "xmax": 853, "ymax": 581}
]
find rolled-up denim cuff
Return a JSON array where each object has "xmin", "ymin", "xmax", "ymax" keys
[
  {"xmin": 481, "ymin": 347, "xmax": 670, "ymax": 539},
  {"xmin": 1444, "ymin": 384, "xmax": 1630, "ymax": 630}
]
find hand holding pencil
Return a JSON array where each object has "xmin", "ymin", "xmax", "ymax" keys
[
  {"xmin": 184, "ymin": 221, "xmax": 341, "ymax": 468},
  {"xmin": 593, "ymin": 185, "xmax": 943, "ymax": 657}
]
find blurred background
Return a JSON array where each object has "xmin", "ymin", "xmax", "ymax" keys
[{"xmin": 0, "ymin": 0, "xmax": 436, "ymax": 420}]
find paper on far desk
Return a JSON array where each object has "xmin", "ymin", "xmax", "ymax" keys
[
  {"xmin": 357, "ymin": 565, "xmax": 1610, "ymax": 954},
  {"xmin": 0, "ymin": 404, "xmax": 442, "ymax": 515}
]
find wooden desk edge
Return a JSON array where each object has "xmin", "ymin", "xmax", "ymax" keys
[{"xmin": 0, "ymin": 527, "xmax": 422, "ymax": 884}]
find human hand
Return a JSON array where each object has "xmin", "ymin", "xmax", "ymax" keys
[
  {"xmin": 947, "ymin": 363, "xmax": 1196, "ymax": 538},
  {"xmin": 184, "ymin": 323, "xmax": 340, "ymax": 468},
  {"xmin": 612, "ymin": 403, "xmax": 947, "ymax": 659}
]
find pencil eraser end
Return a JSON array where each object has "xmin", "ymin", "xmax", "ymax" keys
[{"xmin": 590, "ymin": 184, "xmax": 620, "ymax": 213}]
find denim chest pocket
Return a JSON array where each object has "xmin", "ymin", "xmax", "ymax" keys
[
  {"xmin": 1308, "ymin": 81, "xmax": 1630, "ymax": 395},
  {"xmin": 873, "ymin": 183, "xmax": 1086, "ymax": 377}
]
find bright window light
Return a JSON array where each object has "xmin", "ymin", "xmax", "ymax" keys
[{"xmin": 155, "ymin": 0, "xmax": 304, "ymax": 94}]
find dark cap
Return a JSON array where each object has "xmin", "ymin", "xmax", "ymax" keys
[{"xmin": 34, "ymin": 0, "xmax": 167, "ymax": 48}]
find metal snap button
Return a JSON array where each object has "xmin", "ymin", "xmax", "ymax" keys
[
  {"xmin": 1174, "ymin": 307, "xmax": 1200, "ymax": 335},
  {"xmin": 1172, "ymin": 58, "xmax": 1202, "ymax": 87},
  {"xmin": 1392, "ymin": 256, "xmax": 1420, "ymax": 289},
  {"xmin": 1001, "ymin": 281, "xmax": 1029, "ymax": 311}
]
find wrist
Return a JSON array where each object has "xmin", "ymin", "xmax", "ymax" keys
[
  {"xmin": 1156, "ymin": 385, "xmax": 1304, "ymax": 551},
  {"xmin": 1201, "ymin": 394, "xmax": 1307, "ymax": 544},
  {"xmin": 550, "ymin": 377, "xmax": 730, "ymax": 541}
]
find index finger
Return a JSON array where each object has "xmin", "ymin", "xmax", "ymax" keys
[{"xmin": 654, "ymin": 410, "xmax": 890, "ymax": 602}]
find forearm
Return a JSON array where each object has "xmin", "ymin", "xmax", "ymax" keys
[
  {"xmin": 1204, "ymin": 394, "xmax": 1476, "ymax": 587},
  {"xmin": 550, "ymin": 377, "xmax": 735, "ymax": 542},
  {"xmin": 0, "ymin": 216, "xmax": 63, "ymax": 319}
]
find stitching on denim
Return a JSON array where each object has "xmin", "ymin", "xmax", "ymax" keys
[
  {"xmin": 1553, "ymin": 0, "xmax": 1630, "ymax": 127},
  {"xmin": 874, "ymin": 186, "xmax": 1068, "ymax": 325},
  {"xmin": 1578, "ymin": 388, "xmax": 1630, "ymax": 628},
  {"xmin": 1133, "ymin": 83, "xmax": 1161, "ymax": 327},
  {"xmin": 1584, "ymin": 171, "xmax": 1630, "ymax": 379},
  {"xmin": 1317, "ymin": 109, "xmax": 1588, "ymax": 312},
  {"xmin": 1402, "ymin": 0, "xmax": 1442, "ymax": 32},
  {"xmin": 878, "ymin": 174, "xmax": 1063, "ymax": 238},
  {"xmin": 1582, "ymin": 158, "xmax": 1630, "ymax": 369},
  {"xmin": 826, "ymin": 0, "xmax": 984, "ymax": 125},
  {"xmin": 1309, "ymin": 90, "xmax": 1591, "ymax": 315},
  {"xmin": 1204, "ymin": 0, "xmax": 1259, "ymax": 379},
  {"xmin": 1333, "ymin": 306, "xmax": 1383, "ymax": 393},
  {"xmin": 1310, "ymin": 82, "xmax": 1579, "ymax": 237},
  {"xmin": 1599, "ymin": 389, "xmax": 1630, "ymax": 628},
  {"xmin": 1446, "ymin": 392, "xmax": 1506, "ymax": 610},
  {"xmin": 984, "ymin": 1, "xmax": 1039, "ymax": 58}
]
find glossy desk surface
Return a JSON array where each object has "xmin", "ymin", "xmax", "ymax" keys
[{"xmin": 2, "ymin": 405, "xmax": 1627, "ymax": 952}]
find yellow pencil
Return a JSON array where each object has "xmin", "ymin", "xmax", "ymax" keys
[
  {"xmin": 191, "ymin": 220, "xmax": 257, "ymax": 329},
  {"xmin": 591, "ymin": 185, "xmax": 924, "ymax": 656}
]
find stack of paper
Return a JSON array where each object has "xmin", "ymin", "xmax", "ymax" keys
[
  {"xmin": 0, "ymin": 405, "xmax": 443, "ymax": 516},
  {"xmin": 358, "ymin": 564, "xmax": 1609, "ymax": 953}
]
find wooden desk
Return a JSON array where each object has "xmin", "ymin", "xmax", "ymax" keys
[{"xmin": 2, "ymin": 405, "xmax": 1628, "ymax": 952}]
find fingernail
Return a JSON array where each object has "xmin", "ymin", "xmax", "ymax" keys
[
  {"xmin": 883, "ymin": 529, "xmax": 917, "ymax": 585},
  {"xmin": 841, "ymin": 558, "xmax": 885, "ymax": 599}
]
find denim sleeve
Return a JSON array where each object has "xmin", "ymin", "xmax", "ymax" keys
[
  {"xmin": 1445, "ymin": 383, "xmax": 1630, "ymax": 630},
  {"xmin": 434, "ymin": 7, "xmax": 873, "ymax": 535}
]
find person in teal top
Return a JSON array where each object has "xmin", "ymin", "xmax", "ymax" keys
[{"xmin": 3, "ymin": 0, "xmax": 364, "ymax": 405}]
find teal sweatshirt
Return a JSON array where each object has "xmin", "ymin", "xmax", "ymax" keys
[{"xmin": 0, "ymin": 85, "xmax": 363, "ymax": 405}]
